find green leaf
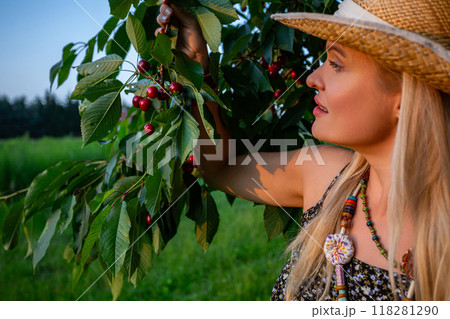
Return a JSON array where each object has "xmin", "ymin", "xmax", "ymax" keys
[
  {"xmin": 83, "ymin": 79, "xmax": 124, "ymax": 102},
  {"xmin": 49, "ymin": 60, "xmax": 62, "ymax": 90},
  {"xmin": 130, "ymin": 241, "xmax": 152, "ymax": 287},
  {"xmin": 105, "ymin": 151, "xmax": 119, "ymax": 187},
  {"xmin": 172, "ymin": 49, "xmax": 204, "ymax": 90},
  {"xmin": 1, "ymin": 199, "xmax": 24, "ymax": 250},
  {"xmin": 81, "ymin": 91, "xmax": 122, "ymax": 147},
  {"xmin": 275, "ymin": 22, "xmax": 294, "ymax": 53},
  {"xmin": 176, "ymin": 111, "xmax": 200, "ymax": 165},
  {"xmin": 88, "ymin": 190, "xmax": 116, "ymax": 214},
  {"xmin": 24, "ymin": 161, "xmax": 85, "ymax": 219},
  {"xmin": 195, "ymin": 189, "xmax": 220, "ymax": 252},
  {"xmin": 98, "ymin": 17, "xmax": 120, "ymax": 52},
  {"xmin": 195, "ymin": 6, "xmax": 221, "ymax": 53},
  {"xmin": 81, "ymin": 205, "xmax": 112, "ymax": 267},
  {"xmin": 57, "ymin": 195, "xmax": 76, "ymax": 235},
  {"xmin": 109, "ymin": 0, "xmax": 134, "ymax": 19},
  {"xmin": 192, "ymin": 88, "xmax": 215, "ymax": 144},
  {"xmin": 58, "ymin": 50, "xmax": 77, "ymax": 87},
  {"xmin": 33, "ymin": 209, "xmax": 61, "ymax": 270},
  {"xmin": 150, "ymin": 33, "xmax": 173, "ymax": 68},
  {"xmin": 240, "ymin": 59, "xmax": 272, "ymax": 92},
  {"xmin": 70, "ymin": 71, "xmax": 116, "ymax": 100},
  {"xmin": 144, "ymin": 168, "xmax": 163, "ymax": 216},
  {"xmin": 197, "ymin": 0, "xmax": 238, "ymax": 24},
  {"xmin": 126, "ymin": 13, "xmax": 147, "ymax": 53},
  {"xmin": 109, "ymin": 22, "xmax": 131, "ymax": 59},
  {"xmin": 200, "ymin": 82, "xmax": 230, "ymax": 111},
  {"xmin": 263, "ymin": 205, "xmax": 291, "ymax": 241},
  {"xmin": 77, "ymin": 54, "xmax": 123, "ymax": 76},
  {"xmin": 81, "ymin": 36, "xmax": 97, "ymax": 64},
  {"xmin": 99, "ymin": 201, "xmax": 131, "ymax": 277}
]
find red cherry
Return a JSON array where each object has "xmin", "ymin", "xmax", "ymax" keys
[
  {"xmin": 274, "ymin": 89, "xmax": 283, "ymax": 99},
  {"xmin": 297, "ymin": 79, "xmax": 303, "ymax": 86},
  {"xmin": 268, "ymin": 62, "xmax": 281, "ymax": 73},
  {"xmin": 277, "ymin": 55, "xmax": 286, "ymax": 65},
  {"xmin": 241, "ymin": 5, "xmax": 247, "ymax": 11},
  {"xmin": 170, "ymin": 82, "xmax": 183, "ymax": 93},
  {"xmin": 269, "ymin": 105, "xmax": 275, "ymax": 113},
  {"xmin": 182, "ymin": 162, "xmax": 194, "ymax": 174},
  {"xmin": 132, "ymin": 95, "xmax": 142, "ymax": 108},
  {"xmin": 158, "ymin": 88, "xmax": 169, "ymax": 100},
  {"xmin": 139, "ymin": 98, "xmax": 152, "ymax": 111},
  {"xmin": 146, "ymin": 214, "xmax": 152, "ymax": 225},
  {"xmin": 290, "ymin": 70, "xmax": 298, "ymax": 80},
  {"xmin": 188, "ymin": 155, "xmax": 194, "ymax": 164},
  {"xmin": 137, "ymin": 59, "xmax": 151, "ymax": 74},
  {"xmin": 144, "ymin": 123, "xmax": 155, "ymax": 135},
  {"xmin": 260, "ymin": 56, "xmax": 268, "ymax": 69},
  {"xmin": 163, "ymin": 0, "xmax": 170, "ymax": 4},
  {"xmin": 268, "ymin": 70, "xmax": 278, "ymax": 79},
  {"xmin": 147, "ymin": 86, "xmax": 159, "ymax": 99}
]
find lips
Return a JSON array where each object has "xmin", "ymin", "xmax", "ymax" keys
[{"xmin": 314, "ymin": 96, "xmax": 328, "ymax": 113}]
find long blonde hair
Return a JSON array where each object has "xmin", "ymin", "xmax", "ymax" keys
[{"xmin": 284, "ymin": 68, "xmax": 450, "ymax": 300}]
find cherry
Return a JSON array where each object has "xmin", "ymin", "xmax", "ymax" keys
[
  {"xmin": 269, "ymin": 105, "xmax": 275, "ymax": 113},
  {"xmin": 297, "ymin": 79, "xmax": 303, "ymax": 86},
  {"xmin": 268, "ymin": 62, "xmax": 281, "ymax": 73},
  {"xmin": 146, "ymin": 214, "xmax": 152, "ymax": 225},
  {"xmin": 274, "ymin": 89, "xmax": 283, "ymax": 99},
  {"xmin": 290, "ymin": 70, "xmax": 298, "ymax": 80},
  {"xmin": 260, "ymin": 57, "xmax": 268, "ymax": 69},
  {"xmin": 277, "ymin": 55, "xmax": 286, "ymax": 65},
  {"xmin": 268, "ymin": 70, "xmax": 278, "ymax": 79},
  {"xmin": 182, "ymin": 162, "xmax": 194, "ymax": 174},
  {"xmin": 132, "ymin": 95, "xmax": 142, "ymax": 108},
  {"xmin": 187, "ymin": 155, "xmax": 194, "ymax": 164},
  {"xmin": 170, "ymin": 82, "xmax": 183, "ymax": 94},
  {"xmin": 139, "ymin": 98, "xmax": 152, "ymax": 111},
  {"xmin": 147, "ymin": 86, "xmax": 159, "ymax": 99},
  {"xmin": 144, "ymin": 123, "xmax": 155, "ymax": 135},
  {"xmin": 241, "ymin": 5, "xmax": 247, "ymax": 11},
  {"xmin": 137, "ymin": 59, "xmax": 151, "ymax": 74},
  {"xmin": 158, "ymin": 88, "xmax": 169, "ymax": 100}
]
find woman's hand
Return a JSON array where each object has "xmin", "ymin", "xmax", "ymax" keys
[{"xmin": 156, "ymin": 2, "xmax": 209, "ymax": 72}]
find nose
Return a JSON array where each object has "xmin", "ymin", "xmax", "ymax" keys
[{"xmin": 306, "ymin": 67, "xmax": 323, "ymax": 91}]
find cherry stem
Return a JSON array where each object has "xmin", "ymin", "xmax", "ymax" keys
[{"xmin": 0, "ymin": 188, "xmax": 28, "ymax": 201}]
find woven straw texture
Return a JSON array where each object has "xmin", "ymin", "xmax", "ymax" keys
[{"xmin": 271, "ymin": 0, "xmax": 450, "ymax": 94}]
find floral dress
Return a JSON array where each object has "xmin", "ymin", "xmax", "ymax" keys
[{"xmin": 270, "ymin": 163, "xmax": 412, "ymax": 301}]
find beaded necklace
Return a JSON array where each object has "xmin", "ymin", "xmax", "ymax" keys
[{"xmin": 323, "ymin": 168, "xmax": 415, "ymax": 301}]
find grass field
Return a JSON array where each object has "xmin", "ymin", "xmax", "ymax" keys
[
  {"xmin": 0, "ymin": 134, "xmax": 107, "ymax": 193},
  {"xmin": 0, "ymin": 136, "xmax": 290, "ymax": 300}
]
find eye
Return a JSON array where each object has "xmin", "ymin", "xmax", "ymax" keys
[{"xmin": 328, "ymin": 60, "xmax": 342, "ymax": 71}]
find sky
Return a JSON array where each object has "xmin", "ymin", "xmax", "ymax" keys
[{"xmin": 0, "ymin": 0, "xmax": 138, "ymax": 104}]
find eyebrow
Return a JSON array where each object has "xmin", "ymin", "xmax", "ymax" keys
[{"xmin": 326, "ymin": 44, "xmax": 347, "ymax": 58}]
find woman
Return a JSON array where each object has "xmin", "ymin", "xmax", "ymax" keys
[{"xmin": 156, "ymin": 0, "xmax": 450, "ymax": 300}]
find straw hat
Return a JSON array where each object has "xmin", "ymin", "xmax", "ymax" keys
[{"xmin": 271, "ymin": 0, "xmax": 450, "ymax": 94}]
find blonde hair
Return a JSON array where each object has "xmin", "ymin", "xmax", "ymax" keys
[{"xmin": 283, "ymin": 69, "xmax": 450, "ymax": 300}]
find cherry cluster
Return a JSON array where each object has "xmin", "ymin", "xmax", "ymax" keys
[{"xmin": 259, "ymin": 54, "xmax": 303, "ymax": 102}]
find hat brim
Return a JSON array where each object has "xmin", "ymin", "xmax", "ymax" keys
[{"xmin": 271, "ymin": 12, "xmax": 450, "ymax": 94}]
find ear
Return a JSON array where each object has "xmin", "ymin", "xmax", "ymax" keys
[{"xmin": 394, "ymin": 92, "xmax": 401, "ymax": 119}]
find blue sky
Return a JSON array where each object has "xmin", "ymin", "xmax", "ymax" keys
[{"xmin": 0, "ymin": 0, "xmax": 138, "ymax": 103}]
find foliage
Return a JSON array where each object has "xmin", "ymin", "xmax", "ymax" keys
[{"xmin": 1, "ymin": 0, "xmax": 338, "ymax": 300}]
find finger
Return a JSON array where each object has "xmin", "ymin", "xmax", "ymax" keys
[
  {"xmin": 156, "ymin": 13, "xmax": 171, "ymax": 28},
  {"xmin": 154, "ymin": 27, "xmax": 166, "ymax": 37}
]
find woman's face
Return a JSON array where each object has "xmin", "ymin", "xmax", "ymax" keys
[{"xmin": 306, "ymin": 41, "xmax": 402, "ymax": 150}]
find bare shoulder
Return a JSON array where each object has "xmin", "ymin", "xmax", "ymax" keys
[{"xmin": 301, "ymin": 144, "xmax": 354, "ymax": 211}]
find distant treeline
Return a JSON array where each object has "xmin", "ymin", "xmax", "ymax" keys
[{"xmin": 0, "ymin": 92, "xmax": 81, "ymax": 138}]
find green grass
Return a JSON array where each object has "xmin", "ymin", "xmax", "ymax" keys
[
  {"xmin": 0, "ymin": 134, "xmax": 107, "ymax": 193},
  {"xmin": 0, "ymin": 136, "xmax": 291, "ymax": 300}
]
